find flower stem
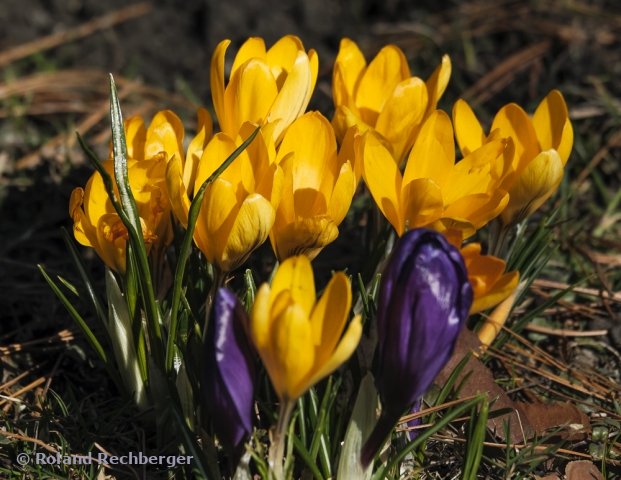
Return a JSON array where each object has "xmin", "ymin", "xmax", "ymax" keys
[
  {"xmin": 269, "ymin": 399, "xmax": 294, "ymax": 480},
  {"xmin": 202, "ymin": 267, "xmax": 225, "ymax": 339}
]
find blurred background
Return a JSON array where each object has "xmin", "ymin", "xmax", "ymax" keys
[{"xmin": 1, "ymin": 0, "xmax": 621, "ymax": 475}]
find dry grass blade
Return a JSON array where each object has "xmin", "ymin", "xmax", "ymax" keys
[
  {"xmin": 0, "ymin": 329, "xmax": 75, "ymax": 356},
  {"xmin": 432, "ymin": 434, "xmax": 595, "ymax": 461},
  {"xmin": 576, "ymin": 129, "xmax": 621, "ymax": 185},
  {"xmin": 489, "ymin": 328, "xmax": 621, "ymax": 413},
  {"xmin": 533, "ymin": 278, "xmax": 621, "ymax": 303},
  {"xmin": 524, "ymin": 323, "xmax": 608, "ymax": 337},
  {"xmin": 0, "ymin": 376, "xmax": 45, "ymax": 409},
  {"xmin": 0, "ymin": 430, "xmax": 59, "ymax": 454},
  {"xmin": 0, "ymin": 2, "xmax": 153, "ymax": 68},
  {"xmin": 463, "ymin": 41, "xmax": 550, "ymax": 105},
  {"xmin": 0, "ymin": 69, "xmax": 197, "ymax": 169}
]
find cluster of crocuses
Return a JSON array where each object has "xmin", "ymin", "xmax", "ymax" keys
[{"xmin": 67, "ymin": 35, "xmax": 573, "ymax": 477}]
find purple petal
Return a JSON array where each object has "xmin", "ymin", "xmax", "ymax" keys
[{"xmin": 204, "ymin": 288, "xmax": 256, "ymax": 452}]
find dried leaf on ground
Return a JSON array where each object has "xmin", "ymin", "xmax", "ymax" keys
[
  {"xmin": 434, "ymin": 328, "xmax": 534, "ymax": 443},
  {"xmin": 565, "ymin": 460, "xmax": 603, "ymax": 480},
  {"xmin": 516, "ymin": 401, "xmax": 591, "ymax": 441}
]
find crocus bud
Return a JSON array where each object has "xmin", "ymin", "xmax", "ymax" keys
[
  {"xmin": 204, "ymin": 288, "xmax": 256, "ymax": 457},
  {"xmin": 361, "ymin": 229, "xmax": 472, "ymax": 467}
]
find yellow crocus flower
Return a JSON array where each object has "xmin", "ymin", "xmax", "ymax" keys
[
  {"xmin": 250, "ymin": 255, "xmax": 362, "ymax": 402},
  {"xmin": 460, "ymin": 243, "xmax": 519, "ymax": 314},
  {"xmin": 270, "ymin": 112, "xmax": 356, "ymax": 261},
  {"xmin": 358, "ymin": 110, "xmax": 510, "ymax": 238},
  {"xmin": 453, "ymin": 90, "xmax": 573, "ymax": 224},
  {"xmin": 211, "ymin": 35, "xmax": 318, "ymax": 145},
  {"xmin": 167, "ymin": 124, "xmax": 283, "ymax": 272},
  {"xmin": 70, "ymin": 155, "xmax": 168, "ymax": 273},
  {"xmin": 69, "ymin": 110, "xmax": 205, "ymax": 272},
  {"xmin": 332, "ymin": 38, "xmax": 451, "ymax": 163}
]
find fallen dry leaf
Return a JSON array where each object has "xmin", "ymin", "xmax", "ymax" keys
[
  {"xmin": 565, "ymin": 460, "xmax": 603, "ymax": 480},
  {"xmin": 516, "ymin": 401, "xmax": 591, "ymax": 441},
  {"xmin": 434, "ymin": 328, "xmax": 534, "ymax": 443}
]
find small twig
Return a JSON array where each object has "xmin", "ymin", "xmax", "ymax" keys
[
  {"xmin": 524, "ymin": 323, "xmax": 608, "ymax": 337},
  {"xmin": 0, "ymin": 366, "xmax": 40, "ymax": 392},
  {"xmin": 0, "ymin": 430, "xmax": 59, "ymax": 454},
  {"xmin": 0, "ymin": 377, "xmax": 46, "ymax": 409},
  {"xmin": 532, "ymin": 278, "xmax": 621, "ymax": 303}
]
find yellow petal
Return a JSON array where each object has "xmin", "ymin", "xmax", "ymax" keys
[
  {"xmin": 271, "ymin": 216, "xmax": 339, "ymax": 261},
  {"xmin": 403, "ymin": 110, "xmax": 454, "ymax": 189},
  {"xmin": 223, "ymin": 59, "xmax": 279, "ymax": 137},
  {"xmin": 306, "ymin": 49, "xmax": 319, "ymax": 109},
  {"xmin": 96, "ymin": 214, "xmax": 128, "ymax": 272},
  {"xmin": 478, "ymin": 286, "xmax": 520, "ymax": 346},
  {"xmin": 266, "ymin": 35, "xmax": 303, "ymax": 81},
  {"xmin": 303, "ymin": 315, "xmax": 362, "ymax": 394},
  {"xmin": 401, "ymin": 178, "xmax": 444, "ymax": 230},
  {"xmin": 462, "ymin": 242, "xmax": 504, "ymax": 294},
  {"xmin": 328, "ymin": 160, "xmax": 356, "ymax": 225},
  {"xmin": 271, "ymin": 300, "xmax": 315, "ymax": 400},
  {"xmin": 239, "ymin": 122, "xmax": 275, "ymax": 169},
  {"xmin": 232, "ymin": 37, "xmax": 267, "ymax": 72},
  {"xmin": 491, "ymin": 103, "xmax": 539, "ymax": 173},
  {"xmin": 261, "ymin": 158, "xmax": 284, "ymax": 213},
  {"xmin": 430, "ymin": 218, "xmax": 477, "ymax": 239},
  {"xmin": 69, "ymin": 187, "xmax": 94, "ymax": 247},
  {"xmin": 471, "ymin": 270, "xmax": 519, "ymax": 314},
  {"xmin": 271, "ymin": 255, "xmax": 316, "ymax": 318},
  {"xmin": 444, "ymin": 190, "xmax": 509, "ymax": 231},
  {"xmin": 442, "ymin": 140, "xmax": 505, "ymax": 205},
  {"xmin": 219, "ymin": 193, "xmax": 275, "ymax": 272},
  {"xmin": 83, "ymin": 161, "xmax": 113, "ymax": 224},
  {"xmin": 194, "ymin": 133, "xmax": 242, "ymax": 195},
  {"xmin": 501, "ymin": 149, "xmax": 564, "ymax": 224},
  {"xmin": 532, "ymin": 90, "xmax": 573, "ymax": 165},
  {"xmin": 333, "ymin": 38, "xmax": 366, "ymax": 109},
  {"xmin": 355, "ymin": 45, "xmax": 410, "ymax": 126},
  {"xmin": 309, "ymin": 272, "xmax": 351, "ymax": 354},
  {"xmin": 198, "ymin": 178, "xmax": 238, "ymax": 263},
  {"xmin": 184, "ymin": 108, "xmax": 213, "ymax": 193},
  {"xmin": 375, "ymin": 77, "xmax": 429, "ymax": 162},
  {"xmin": 165, "ymin": 154, "xmax": 191, "ymax": 227},
  {"xmin": 337, "ymin": 126, "xmax": 362, "ymax": 181},
  {"xmin": 452, "ymin": 99, "xmax": 485, "ymax": 156},
  {"xmin": 272, "ymin": 153, "xmax": 296, "ymax": 227},
  {"xmin": 277, "ymin": 112, "xmax": 335, "ymax": 192},
  {"xmin": 124, "ymin": 116, "xmax": 146, "ymax": 159},
  {"xmin": 211, "ymin": 39, "xmax": 231, "ymax": 129},
  {"xmin": 251, "ymin": 284, "xmax": 273, "ymax": 350},
  {"xmin": 332, "ymin": 105, "xmax": 371, "ymax": 143},
  {"xmin": 268, "ymin": 50, "xmax": 314, "ymax": 143},
  {"xmin": 360, "ymin": 132, "xmax": 402, "ymax": 233},
  {"xmin": 425, "ymin": 54, "xmax": 451, "ymax": 113},
  {"xmin": 145, "ymin": 110, "xmax": 185, "ymax": 163}
]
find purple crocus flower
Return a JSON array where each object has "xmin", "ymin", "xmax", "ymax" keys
[
  {"xmin": 361, "ymin": 229, "xmax": 472, "ymax": 466},
  {"xmin": 204, "ymin": 287, "xmax": 256, "ymax": 457}
]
